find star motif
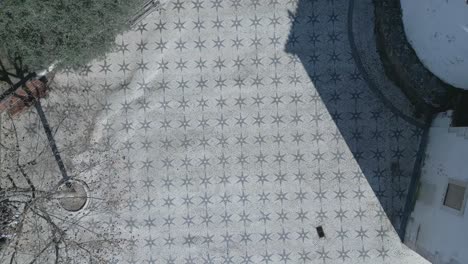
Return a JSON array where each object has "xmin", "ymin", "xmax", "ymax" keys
[
  {"xmin": 135, "ymin": 22, "xmax": 147, "ymax": 34},
  {"xmin": 193, "ymin": 38, "xmax": 207, "ymax": 52},
  {"xmin": 174, "ymin": 18, "xmax": 186, "ymax": 31},
  {"xmin": 298, "ymin": 249, "xmax": 311, "ymax": 262},
  {"xmin": 358, "ymin": 246, "xmax": 370, "ymax": 260},
  {"xmin": 173, "ymin": 0, "xmax": 185, "ymax": 11},
  {"xmin": 213, "ymin": 36, "xmax": 225, "ymax": 49},
  {"xmin": 250, "ymin": 36, "xmax": 262, "ymax": 48},
  {"xmin": 193, "ymin": 18, "xmax": 205, "ymax": 31},
  {"xmin": 211, "ymin": 0, "xmax": 223, "ymax": 10},
  {"xmin": 195, "ymin": 58, "xmax": 207, "ymax": 71},
  {"xmin": 337, "ymin": 246, "xmax": 350, "ymax": 261},
  {"xmin": 154, "ymin": 19, "xmax": 167, "ymax": 32},
  {"xmin": 231, "ymin": 16, "xmax": 242, "ymax": 29},
  {"xmin": 155, "ymin": 38, "xmax": 168, "ymax": 52},
  {"xmin": 175, "ymin": 38, "xmax": 187, "ymax": 51},
  {"xmin": 377, "ymin": 246, "xmax": 389, "ymax": 260},
  {"xmin": 212, "ymin": 16, "xmax": 224, "ymax": 29},
  {"xmin": 99, "ymin": 60, "xmax": 112, "ymax": 74},
  {"xmin": 316, "ymin": 247, "xmax": 330, "ymax": 262},
  {"xmin": 115, "ymin": 40, "xmax": 129, "ymax": 53},
  {"xmin": 162, "ymin": 196, "xmax": 175, "ymax": 209},
  {"xmin": 250, "ymin": 15, "xmax": 262, "ymax": 27},
  {"xmin": 192, "ymin": 0, "xmax": 204, "ymax": 11}
]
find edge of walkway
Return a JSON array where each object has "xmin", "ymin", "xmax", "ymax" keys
[
  {"xmin": 347, "ymin": 0, "xmax": 425, "ymax": 128},
  {"xmin": 348, "ymin": 0, "xmax": 434, "ymax": 242}
]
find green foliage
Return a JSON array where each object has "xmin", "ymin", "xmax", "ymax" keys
[{"xmin": 0, "ymin": 0, "xmax": 144, "ymax": 71}]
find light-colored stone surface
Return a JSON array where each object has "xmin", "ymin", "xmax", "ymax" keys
[{"xmin": 1, "ymin": 0, "xmax": 428, "ymax": 263}]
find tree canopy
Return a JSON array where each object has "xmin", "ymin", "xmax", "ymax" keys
[{"xmin": 0, "ymin": 0, "xmax": 144, "ymax": 73}]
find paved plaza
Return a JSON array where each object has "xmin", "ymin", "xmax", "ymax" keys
[{"xmin": 1, "ymin": 0, "xmax": 428, "ymax": 263}]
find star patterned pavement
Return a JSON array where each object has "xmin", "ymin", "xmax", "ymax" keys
[{"xmin": 0, "ymin": 0, "xmax": 429, "ymax": 263}]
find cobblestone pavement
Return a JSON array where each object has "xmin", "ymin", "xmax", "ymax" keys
[{"xmin": 1, "ymin": 0, "xmax": 428, "ymax": 263}]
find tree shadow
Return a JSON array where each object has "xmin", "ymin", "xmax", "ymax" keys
[{"xmin": 284, "ymin": 0, "xmax": 424, "ymax": 236}]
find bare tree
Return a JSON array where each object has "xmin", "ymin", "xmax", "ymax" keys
[
  {"xmin": 0, "ymin": 1, "xmax": 162, "ymax": 261},
  {"xmin": 0, "ymin": 102, "xmax": 128, "ymax": 263}
]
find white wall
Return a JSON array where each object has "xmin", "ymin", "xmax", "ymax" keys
[
  {"xmin": 405, "ymin": 112, "xmax": 468, "ymax": 264},
  {"xmin": 401, "ymin": 0, "xmax": 468, "ymax": 90}
]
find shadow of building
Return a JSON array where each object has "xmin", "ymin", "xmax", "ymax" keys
[{"xmin": 284, "ymin": 0, "xmax": 424, "ymax": 236}]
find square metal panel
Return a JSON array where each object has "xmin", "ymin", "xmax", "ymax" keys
[{"xmin": 444, "ymin": 183, "xmax": 466, "ymax": 211}]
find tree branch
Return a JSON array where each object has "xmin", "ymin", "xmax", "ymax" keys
[
  {"xmin": 11, "ymin": 54, "xmax": 25, "ymax": 79},
  {"xmin": 8, "ymin": 201, "xmax": 32, "ymax": 264},
  {"xmin": 0, "ymin": 57, "xmax": 14, "ymax": 85},
  {"xmin": 26, "ymin": 207, "xmax": 64, "ymax": 264},
  {"xmin": 7, "ymin": 113, "xmax": 36, "ymax": 198}
]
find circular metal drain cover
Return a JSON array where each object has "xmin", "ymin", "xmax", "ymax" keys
[{"xmin": 57, "ymin": 180, "xmax": 88, "ymax": 212}]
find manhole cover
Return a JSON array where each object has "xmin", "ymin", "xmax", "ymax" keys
[{"xmin": 57, "ymin": 180, "xmax": 88, "ymax": 212}]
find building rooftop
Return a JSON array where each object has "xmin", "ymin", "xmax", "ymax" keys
[{"xmin": 401, "ymin": 0, "xmax": 468, "ymax": 90}]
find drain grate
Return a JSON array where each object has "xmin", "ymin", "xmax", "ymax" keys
[
  {"xmin": 316, "ymin": 226, "xmax": 325, "ymax": 238},
  {"xmin": 57, "ymin": 180, "xmax": 88, "ymax": 212}
]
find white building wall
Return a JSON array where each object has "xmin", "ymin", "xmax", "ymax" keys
[{"xmin": 405, "ymin": 112, "xmax": 468, "ymax": 264}]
